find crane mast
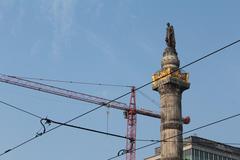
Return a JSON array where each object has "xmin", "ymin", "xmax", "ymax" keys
[
  {"xmin": 0, "ymin": 74, "xmax": 160, "ymax": 160},
  {"xmin": 126, "ymin": 87, "xmax": 137, "ymax": 160}
]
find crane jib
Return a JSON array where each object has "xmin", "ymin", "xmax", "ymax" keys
[{"xmin": 0, "ymin": 74, "xmax": 160, "ymax": 119}]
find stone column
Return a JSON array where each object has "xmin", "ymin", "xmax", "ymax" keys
[
  {"xmin": 159, "ymin": 83, "xmax": 184, "ymax": 160},
  {"xmin": 152, "ymin": 45, "xmax": 190, "ymax": 160}
]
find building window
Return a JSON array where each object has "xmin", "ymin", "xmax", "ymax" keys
[
  {"xmin": 184, "ymin": 149, "xmax": 192, "ymax": 160},
  {"xmin": 192, "ymin": 148, "xmax": 195, "ymax": 160},
  {"xmin": 209, "ymin": 153, "xmax": 213, "ymax": 160},
  {"xmin": 183, "ymin": 147, "xmax": 239, "ymax": 160},
  {"xmin": 204, "ymin": 151, "xmax": 208, "ymax": 160},
  {"xmin": 219, "ymin": 155, "xmax": 222, "ymax": 160},
  {"xmin": 194, "ymin": 149, "xmax": 200, "ymax": 160},
  {"xmin": 200, "ymin": 151, "xmax": 204, "ymax": 160}
]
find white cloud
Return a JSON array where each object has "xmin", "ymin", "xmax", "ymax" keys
[
  {"xmin": 10, "ymin": 3, "xmax": 25, "ymax": 37},
  {"xmin": 85, "ymin": 29, "xmax": 117, "ymax": 63},
  {"xmin": 40, "ymin": 0, "xmax": 76, "ymax": 61},
  {"xmin": 0, "ymin": 0, "xmax": 15, "ymax": 9},
  {"xmin": 0, "ymin": 1, "xmax": 18, "ymax": 34},
  {"xmin": 50, "ymin": 0, "xmax": 75, "ymax": 34},
  {"xmin": 30, "ymin": 40, "xmax": 41, "ymax": 56},
  {"xmin": 95, "ymin": 2, "xmax": 104, "ymax": 17}
]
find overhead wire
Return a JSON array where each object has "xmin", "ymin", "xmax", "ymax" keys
[
  {"xmin": 43, "ymin": 118, "xmax": 159, "ymax": 142},
  {"xmin": 0, "ymin": 99, "xmax": 164, "ymax": 142},
  {"xmin": 0, "ymin": 100, "xmax": 42, "ymax": 119},
  {"xmin": 2, "ymin": 99, "xmax": 240, "ymax": 157},
  {"xmin": 0, "ymin": 39, "xmax": 239, "ymax": 157},
  {"xmin": 135, "ymin": 40, "xmax": 240, "ymax": 91},
  {"xmin": 13, "ymin": 76, "xmax": 133, "ymax": 88},
  {"xmin": 0, "ymin": 100, "xmax": 158, "ymax": 156},
  {"xmin": 138, "ymin": 90, "xmax": 159, "ymax": 108},
  {"xmin": 48, "ymin": 119, "xmax": 129, "ymax": 140},
  {"xmin": 107, "ymin": 112, "xmax": 240, "ymax": 160}
]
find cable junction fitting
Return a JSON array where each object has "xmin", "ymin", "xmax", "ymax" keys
[{"xmin": 36, "ymin": 118, "xmax": 51, "ymax": 137}]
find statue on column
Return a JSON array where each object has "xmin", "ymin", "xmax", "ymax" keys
[{"xmin": 165, "ymin": 23, "xmax": 176, "ymax": 49}]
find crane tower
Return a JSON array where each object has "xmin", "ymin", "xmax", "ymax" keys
[{"xmin": 0, "ymin": 74, "xmax": 159, "ymax": 160}]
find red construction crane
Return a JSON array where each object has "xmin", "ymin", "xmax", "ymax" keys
[
  {"xmin": 126, "ymin": 86, "xmax": 137, "ymax": 160},
  {"xmin": 0, "ymin": 74, "xmax": 160, "ymax": 160}
]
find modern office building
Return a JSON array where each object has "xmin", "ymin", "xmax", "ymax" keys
[{"xmin": 145, "ymin": 136, "xmax": 240, "ymax": 160}]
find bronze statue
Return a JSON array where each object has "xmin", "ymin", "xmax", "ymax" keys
[{"xmin": 165, "ymin": 23, "xmax": 176, "ymax": 49}]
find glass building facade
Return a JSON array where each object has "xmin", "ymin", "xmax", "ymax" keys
[
  {"xmin": 183, "ymin": 148, "xmax": 237, "ymax": 160},
  {"xmin": 145, "ymin": 136, "xmax": 240, "ymax": 160}
]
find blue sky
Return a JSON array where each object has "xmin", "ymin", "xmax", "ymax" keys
[{"xmin": 0, "ymin": 0, "xmax": 240, "ymax": 160}]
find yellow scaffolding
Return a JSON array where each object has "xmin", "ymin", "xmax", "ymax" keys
[{"xmin": 152, "ymin": 68, "xmax": 189, "ymax": 88}]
